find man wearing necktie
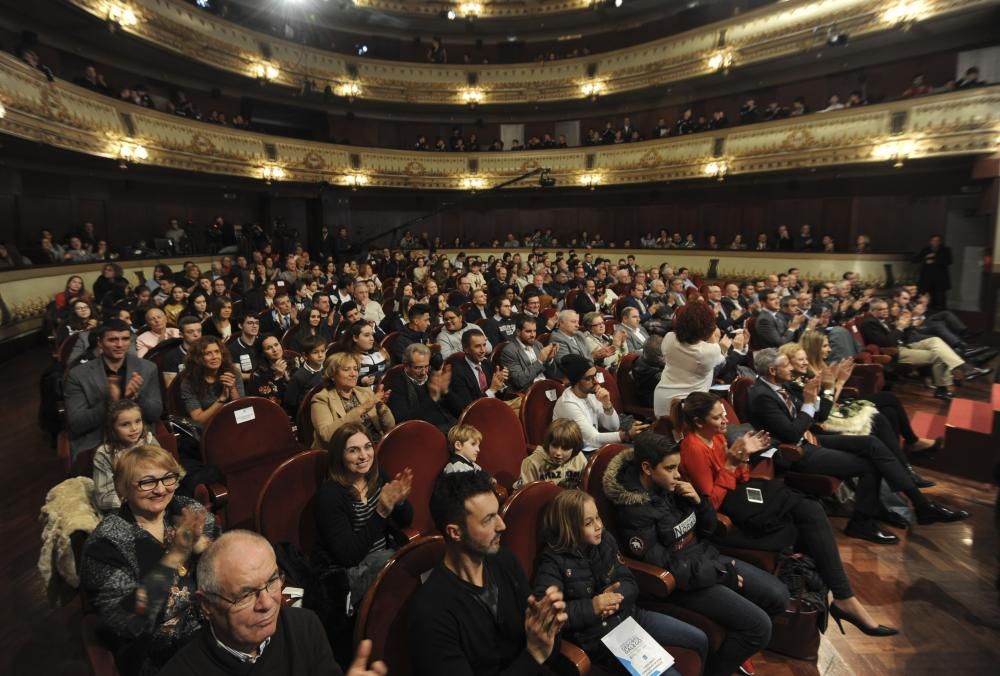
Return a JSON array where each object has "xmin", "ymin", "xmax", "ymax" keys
[
  {"xmin": 748, "ymin": 348, "xmax": 968, "ymax": 545},
  {"xmin": 443, "ymin": 328, "xmax": 509, "ymax": 418}
]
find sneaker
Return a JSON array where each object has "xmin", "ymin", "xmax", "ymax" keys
[{"xmin": 739, "ymin": 658, "xmax": 757, "ymax": 676}]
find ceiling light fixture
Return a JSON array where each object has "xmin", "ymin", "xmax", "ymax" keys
[
  {"xmin": 462, "ymin": 176, "xmax": 486, "ymax": 191},
  {"xmin": 106, "ymin": 2, "xmax": 138, "ymax": 30},
  {"xmin": 254, "ymin": 63, "xmax": 280, "ymax": 83},
  {"xmin": 873, "ymin": 139, "xmax": 917, "ymax": 167},
  {"xmin": 704, "ymin": 161, "xmax": 728, "ymax": 181},
  {"xmin": 707, "ymin": 50, "xmax": 734, "ymax": 74},
  {"xmin": 345, "ymin": 173, "xmax": 369, "ymax": 190},
  {"xmin": 461, "ymin": 88, "xmax": 484, "ymax": 108},
  {"xmin": 883, "ymin": 1, "xmax": 927, "ymax": 29},
  {"xmin": 579, "ymin": 173, "xmax": 601, "ymax": 190},
  {"xmin": 262, "ymin": 165, "xmax": 286, "ymax": 183},
  {"xmin": 117, "ymin": 141, "xmax": 148, "ymax": 168},
  {"xmin": 580, "ymin": 81, "xmax": 605, "ymax": 101},
  {"xmin": 337, "ymin": 82, "xmax": 363, "ymax": 102}
]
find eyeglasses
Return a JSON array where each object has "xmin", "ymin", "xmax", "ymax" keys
[
  {"xmin": 206, "ymin": 572, "xmax": 284, "ymax": 611},
  {"xmin": 135, "ymin": 473, "xmax": 180, "ymax": 492}
]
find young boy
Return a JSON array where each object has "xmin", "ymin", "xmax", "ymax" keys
[
  {"xmin": 514, "ymin": 418, "xmax": 588, "ymax": 489},
  {"xmin": 283, "ymin": 334, "xmax": 327, "ymax": 415},
  {"xmin": 443, "ymin": 424, "xmax": 484, "ymax": 474}
]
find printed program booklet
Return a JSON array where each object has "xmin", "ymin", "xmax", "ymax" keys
[{"xmin": 600, "ymin": 616, "xmax": 676, "ymax": 676}]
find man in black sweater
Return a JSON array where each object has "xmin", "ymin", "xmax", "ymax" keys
[
  {"xmin": 161, "ymin": 530, "xmax": 385, "ymax": 676},
  {"xmin": 408, "ymin": 471, "xmax": 567, "ymax": 675}
]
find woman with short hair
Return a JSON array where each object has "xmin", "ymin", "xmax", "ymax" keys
[{"xmin": 310, "ymin": 352, "xmax": 394, "ymax": 447}]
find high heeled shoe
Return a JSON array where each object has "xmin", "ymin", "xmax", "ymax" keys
[{"xmin": 829, "ymin": 603, "xmax": 898, "ymax": 637}]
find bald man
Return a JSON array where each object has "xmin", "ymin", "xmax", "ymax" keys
[{"xmin": 161, "ymin": 530, "xmax": 385, "ymax": 676}]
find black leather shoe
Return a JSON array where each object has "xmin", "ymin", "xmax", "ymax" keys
[
  {"xmin": 960, "ymin": 345, "xmax": 991, "ymax": 358},
  {"xmin": 878, "ymin": 509, "xmax": 911, "ymax": 529},
  {"xmin": 961, "ymin": 366, "xmax": 993, "ymax": 381},
  {"xmin": 916, "ymin": 502, "xmax": 970, "ymax": 525},
  {"xmin": 844, "ymin": 521, "xmax": 900, "ymax": 544},
  {"xmin": 934, "ymin": 387, "xmax": 954, "ymax": 400},
  {"xmin": 907, "ymin": 464, "xmax": 936, "ymax": 488},
  {"xmin": 969, "ymin": 350, "xmax": 998, "ymax": 365}
]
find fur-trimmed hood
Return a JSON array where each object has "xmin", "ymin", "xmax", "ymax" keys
[{"xmin": 602, "ymin": 447, "xmax": 652, "ymax": 507}]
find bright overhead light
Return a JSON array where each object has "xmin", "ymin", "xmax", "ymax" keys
[
  {"xmin": 580, "ymin": 81, "xmax": 605, "ymax": 99},
  {"xmin": 704, "ymin": 161, "xmax": 728, "ymax": 181},
  {"xmin": 0, "ymin": 102, "xmax": 6, "ymax": 119},
  {"xmin": 873, "ymin": 139, "xmax": 917, "ymax": 167},
  {"xmin": 345, "ymin": 173, "xmax": 369, "ymax": 189},
  {"xmin": 117, "ymin": 141, "xmax": 148, "ymax": 167},
  {"xmin": 461, "ymin": 88, "xmax": 484, "ymax": 106},
  {"xmin": 707, "ymin": 51, "xmax": 734, "ymax": 72},
  {"xmin": 462, "ymin": 176, "xmax": 486, "ymax": 191},
  {"xmin": 253, "ymin": 63, "xmax": 280, "ymax": 81},
  {"xmin": 579, "ymin": 173, "xmax": 601, "ymax": 189},
  {"xmin": 262, "ymin": 165, "xmax": 286, "ymax": 182},
  {"xmin": 107, "ymin": 3, "xmax": 138, "ymax": 28},
  {"xmin": 883, "ymin": 1, "xmax": 927, "ymax": 26}
]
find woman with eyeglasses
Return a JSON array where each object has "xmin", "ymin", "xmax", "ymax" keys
[
  {"xmin": 581, "ymin": 310, "xmax": 625, "ymax": 371},
  {"xmin": 315, "ymin": 422, "xmax": 412, "ymax": 606},
  {"xmin": 81, "ymin": 444, "xmax": 220, "ymax": 676}
]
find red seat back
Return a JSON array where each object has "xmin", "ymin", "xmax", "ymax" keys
[
  {"xmin": 580, "ymin": 442, "xmax": 629, "ymax": 534},
  {"xmin": 499, "ymin": 481, "xmax": 562, "ymax": 577},
  {"xmin": 200, "ymin": 397, "xmax": 303, "ymax": 530},
  {"xmin": 353, "ymin": 535, "xmax": 446, "ymax": 676},
  {"xmin": 745, "ymin": 315, "xmax": 765, "ymax": 352},
  {"xmin": 377, "ymin": 420, "xmax": 449, "ymax": 536},
  {"xmin": 255, "ymin": 450, "xmax": 329, "ymax": 552},
  {"xmin": 295, "ymin": 385, "xmax": 322, "ymax": 445},
  {"xmin": 616, "ymin": 352, "xmax": 643, "ymax": 407},
  {"xmin": 459, "ymin": 398, "xmax": 527, "ymax": 493},
  {"xmin": 729, "ymin": 376, "xmax": 756, "ymax": 424},
  {"xmin": 564, "ymin": 289, "xmax": 580, "ymax": 311},
  {"xmin": 165, "ymin": 376, "xmax": 187, "ymax": 418},
  {"xmin": 520, "ymin": 379, "xmax": 565, "ymax": 447},
  {"xmin": 380, "ymin": 332, "xmax": 401, "ymax": 362},
  {"xmin": 490, "ymin": 341, "xmax": 507, "ymax": 372},
  {"xmin": 595, "ymin": 365, "xmax": 623, "ymax": 412}
]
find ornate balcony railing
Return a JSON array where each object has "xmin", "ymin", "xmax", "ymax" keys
[
  {"xmin": 64, "ymin": 0, "xmax": 997, "ymax": 105},
  {"xmin": 1, "ymin": 53, "xmax": 997, "ymax": 189}
]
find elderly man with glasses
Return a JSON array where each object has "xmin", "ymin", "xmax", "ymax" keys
[{"xmin": 160, "ymin": 530, "xmax": 386, "ymax": 675}]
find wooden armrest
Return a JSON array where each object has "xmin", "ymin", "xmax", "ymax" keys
[
  {"xmin": 195, "ymin": 482, "xmax": 229, "ymax": 512},
  {"xmin": 869, "ymin": 354, "xmax": 892, "ymax": 365},
  {"xmin": 749, "ymin": 457, "xmax": 776, "ymax": 479},
  {"xmin": 402, "ymin": 527, "xmax": 421, "ymax": 542},
  {"xmin": 777, "ymin": 444, "xmax": 803, "ymax": 462},
  {"xmin": 880, "ymin": 346, "xmax": 898, "ymax": 357},
  {"xmin": 493, "ymin": 484, "xmax": 509, "ymax": 504},
  {"xmin": 625, "ymin": 558, "xmax": 676, "ymax": 599},
  {"xmin": 715, "ymin": 513, "xmax": 733, "ymax": 534},
  {"xmin": 557, "ymin": 641, "xmax": 592, "ymax": 675}
]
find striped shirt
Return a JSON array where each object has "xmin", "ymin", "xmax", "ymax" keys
[{"xmin": 352, "ymin": 483, "xmax": 387, "ymax": 555}]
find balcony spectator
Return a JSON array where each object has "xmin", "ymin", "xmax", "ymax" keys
[
  {"xmin": 763, "ymin": 101, "xmax": 788, "ymax": 121},
  {"xmin": 427, "ymin": 36, "xmax": 447, "ymax": 64},
  {"xmin": 738, "ymin": 97, "xmax": 760, "ymax": 124},
  {"xmin": 652, "ymin": 118, "xmax": 669, "ymax": 138},
  {"xmin": 775, "ymin": 224, "xmax": 793, "ymax": 251},
  {"xmin": 705, "ymin": 234, "xmax": 720, "ymax": 250},
  {"xmin": 821, "ymin": 235, "xmax": 836, "ymax": 253},
  {"xmin": 467, "ymin": 133, "xmax": 480, "ymax": 151},
  {"xmin": 621, "ymin": 116, "xmax": 636, "ymax": 140},
  {"xmin": 449, "ymin": 127, "xmax": 464, "ymax": 151},
  {"xmin": 63, "ymin": 236, "xmax": 94, "ymax": 263},
  {"xmin": 795, "ymin": 224, "xmax": 817, "ymax": 251},
  {"xmin": 674, "ymin": 108, "xmax": 697, "ymax": 135},
  {"xmin": 902, "ymin": 73, "xmax": 931, "ymax": 97},
  {"xmin": 755, "ymin": 233, "xmax": 770, "ymax": 251},
  {"xmin": 74, "ymin": 64, "xmax": 112, "ymax": 95},
  {"xmin": 729, "ymin": 234, "xmax": 747, "ymax": 250},
  {"xmin": 956, "ymin": 66, "xmax": 986, "ymax": 89},
  {"xmin": 171, "ymin": 90, "xmax": 200, "ymax": 119},
  {"xmin": 846, "ymin": 90, "xmax": 867, "ymax": 107},
  {"xmin": 855, "ymin": 235, "xmax": 872, "ymax": 253},
  {"xmin": 707, "ymin": 110, "xmax": 729, "ymax": 129},
  {"xmin": 487, "ymin": 138, "xmax": 503, "ymax": 151},
  {"xmin": 819, "ymin": 94, "xmax": 845, "ymax": 112},
  {"xmin": 789, "ymin": 96, "xmax": 809, "ymax": 117},
  {"xmin": 600, "ymin": 121, "xmax": 616, "ymax": 144},
  {"xmin": 510, "ymin": 139, "xmax": 524, "ymax": 151},
  {"xmin": 433, "ymin": 137, "xmax": 447, "ymax": 151}
]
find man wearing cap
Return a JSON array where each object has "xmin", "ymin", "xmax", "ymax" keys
[{"xmin": 552, "ymin": 354, "xmax": 647, "ymax": 454}]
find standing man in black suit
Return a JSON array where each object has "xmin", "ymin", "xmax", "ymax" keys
[
  {"xmin": 443, "ymin": 329, "xmax": 508, "ymax": 418},
  {"xmin": 912, "ymin": 234, "xmax": 952, "ymax": 311},
  {"xmin": 748, "ymin": 349, "xmax": 968, "ymax": 543}
]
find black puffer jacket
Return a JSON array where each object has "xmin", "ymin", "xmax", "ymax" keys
[
  {"xmin": 603, "ymin": 448, "xmax": 732, "ymax": 591},
  {"xmin": 531, "ymin": 532, "xmax": 638, "ymax": 653}
]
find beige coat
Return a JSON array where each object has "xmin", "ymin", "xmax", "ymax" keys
[
  {"xmin": 38, "ymin": 476, "xmax": 101, "ymax": 606},
  {"xmin": 311, "ymin": 386, "xmax": 395, "ymax": 448}
]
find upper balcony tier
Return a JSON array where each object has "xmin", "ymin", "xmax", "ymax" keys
[
  {"xmin": 1, "ymin": 52, "xmax": 997, "ymax": 190},
  {"xmin": 60, "ymin": 0, "xmax": 996, "ymax": 107}
]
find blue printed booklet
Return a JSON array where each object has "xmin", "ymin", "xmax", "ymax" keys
[{"xmin": 600, "ymin": 616, "xmax": 676, "ymax": 676}]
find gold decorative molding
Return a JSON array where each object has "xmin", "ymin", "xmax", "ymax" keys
[
  {"xmin": 61, "ymin": 0, "xmax": 996, "ymax": 105},
  {"xmin": 1, "ymin": 54, "xmax": 998, "ymax": 188},
  {"xmin": 348, "ymin": 0, "xmax": 595, "ymax": 19}
]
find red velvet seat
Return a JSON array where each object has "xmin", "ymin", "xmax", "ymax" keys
[
  {"xmin": 520, "ymin": 378, "xmax": 565, "ymax": 447},
  {"xmin": 380, "ymin": 331, "xmax": 402, "ymax": 363},
  {"xmin": 295, "ymin": 385, "xmax": 322, "ymax": 446},
  {"xmin": 353, "ymin": 535, "xmax": 447, "ymax": 676},
  {"xmin": 200, "ymin": 397, "xmax": 303, "ymax": 530},
  {"xmin": 377, "ymin": 420, "xmax": 449, "ymax": 537},
  {"xmin": 564, "ymin": 289, "xmax": 580, "ymax": 311},
  {"xmin": 82, "ymin": 613, "xmax": 121, "ymax": 676},
  {"xmin": 595, "ymin": 365, "xmax": 623, "ymax": 411},
  {"xmin": 500, "ymin": 481, "xmax": 704, "ymax": 676},
  {"xmin": 164, "ymin": 376, "xmax": 187, "ymax": 418},
  {"xmin": 616, "ymin": 352, "xmax": 655, "ymax": 420},
  {"xmin": 459, "ymin": 397, "xmax": 529, "ymax": 494},
  {"xmin": 255, "ymin": 449, "xmax": 328, "ymax": 552},
  {"xmin": 580, "ymin": 443, "xmax": 726, "ymax": 653}
]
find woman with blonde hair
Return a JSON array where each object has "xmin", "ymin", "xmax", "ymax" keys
[
  {"xmin": 799, "ymin": 331, "xmax": 938, "ymax": 454},
  {"xmin": 310, "ymin": 352, "xmax": 395, "ymax": 447}
]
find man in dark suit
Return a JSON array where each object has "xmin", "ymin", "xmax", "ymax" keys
[
  {"xmin": 386, "ymin": 343, "xmax": 456, "ymax": 433},
  {"xmin": 65, "ymin": 320, "xmax": 162, "ymax": 458},
  {"xmin": 443, "ymin": 329, "xmax": 508, "ymax": 418},
  {"xmin": 573, "ymin": 278, "xmax": 600, "ymax": 317},
  {"xmin": 621, "ymin": 281, "xmax": 656, "ymax": 323},
  {"xmin": 751, "ymin": 289, "xmax": 807, "ymax": 348},
  {"xmin": 259, "ymin": 293, "xmax": 296, "ymax": 337},
  {"xmin": 463, "ymin": 288, "xmax": 490, "ymax": 323},
  {"xmin": 911, "ymin": 234, "xmax": 952, "ymax": 311},
  {"xmin": 748, "ymin": 349, "xmax": 967, "ymax": 541},
  {"xmin": 500, "ymin": 315, "xmax": 559, "ymax": 392}
]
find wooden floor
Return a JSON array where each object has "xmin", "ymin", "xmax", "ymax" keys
[{"xmin": 2, "ymin": 347, "xmax": 998, "ymax": 675}]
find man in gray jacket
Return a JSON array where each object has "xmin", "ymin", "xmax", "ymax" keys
[
  {"xmin": 65, "ymin": 320, "xmax": 162, "ymax": 458},
  {"xmin": 549, "ymin": 310, "xmax": 615, "ymax": 380},
  {"xmin": 500, "ymin": 315, "xmax": 560, "ymax": 392}
]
